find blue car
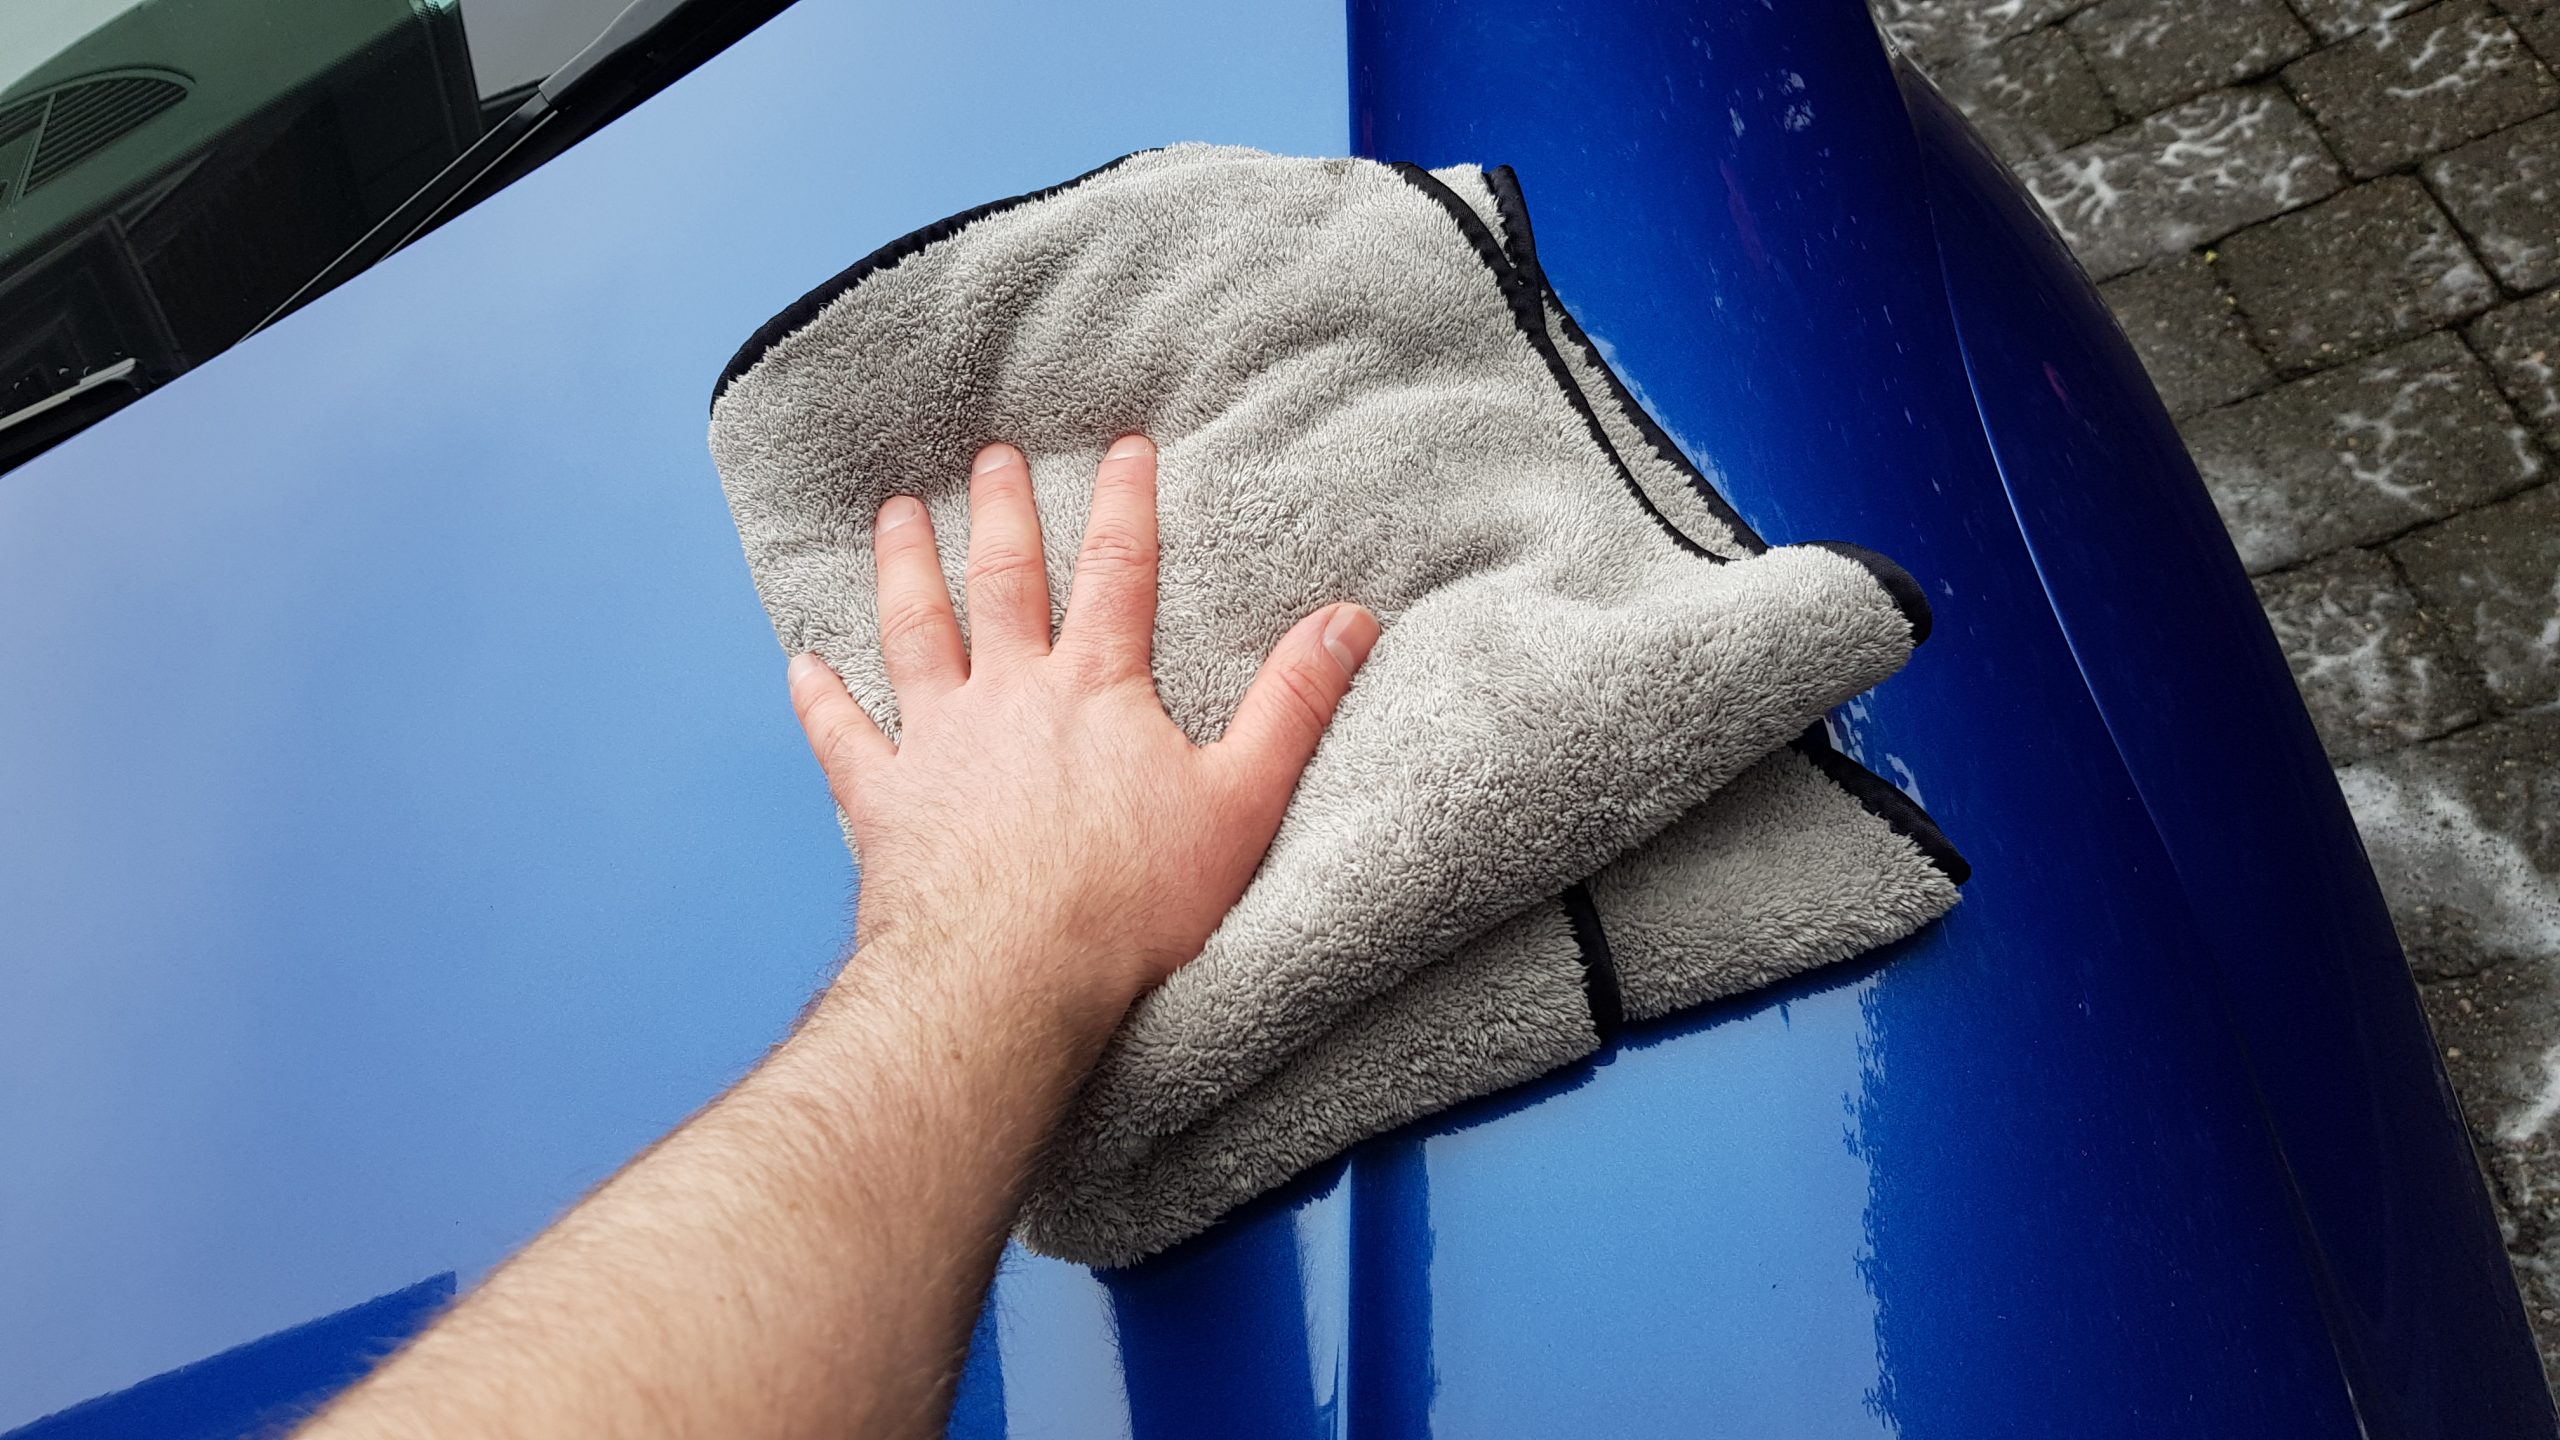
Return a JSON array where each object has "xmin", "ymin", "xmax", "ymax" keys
[{"xmin": 3, "ymin": 0, "xmax": 2548, "ymax": 1435}]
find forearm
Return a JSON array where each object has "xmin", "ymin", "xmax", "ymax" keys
[
  {"xmin": 302, "ymin": 933, "xmax": 1117, "ymax": 1440},
  {"xmin": 297, "ymin": 434, "xmax": 1366, "ymax": 1436}
]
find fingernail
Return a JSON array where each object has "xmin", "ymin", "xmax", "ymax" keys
[
  {"xmin": 972, "ymin": 445, "xmax": 1015, "ymax": 475},
  {"xmin": 1320, "ymin": 605, "xmax": 1379, "ymax": 675},
  {"xmin": 788, "ymin": 651, "xmax": 824, "ymax": 684},
  {"xmin": 1107, "ymin": 434, "xmax": 1151, "ymax": 461},
  {"xmin": 879, "ymin": 495, "xmax": 922, "ymax": 530}
]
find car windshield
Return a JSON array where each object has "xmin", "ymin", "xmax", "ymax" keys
[{"xmin": 0, "ymin": 0, "xmax": 726, "ymax": 473}]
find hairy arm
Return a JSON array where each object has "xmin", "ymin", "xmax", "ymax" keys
[{"xmin": 299, "ymin": 436, "xmax": 1377, "ymax": 1439}]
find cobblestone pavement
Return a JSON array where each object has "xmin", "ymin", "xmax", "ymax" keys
[{"xmin": 1876, "ymin": 0, "xmax": 2560, "ymax": 1375}]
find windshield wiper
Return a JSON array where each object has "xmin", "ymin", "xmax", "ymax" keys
[{"xmin": 0, "ymin": 357, "xmax": 141, "ymax": 451}]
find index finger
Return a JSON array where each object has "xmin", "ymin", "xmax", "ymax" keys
[{"xmin": 1056, "ymin": 434, "xmax": 1161, "ymax": 676}]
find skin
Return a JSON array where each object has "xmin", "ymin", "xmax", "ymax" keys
[{"xmin": 298, "ymin": 435, "xmax": 1379, "ymax": 1439}]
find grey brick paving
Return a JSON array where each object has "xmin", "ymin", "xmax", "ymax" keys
[
  {"xmin": 2420, "ymin": 956, "xmax": 2560, "ymax": 1371},
  {"xmin": 2496, "ymin": 0, "xmax": 2560, "ymax": 66},
  {"xmin": 2281, "ymin": 0, "xmax": 2560, "ymax": 177},
  {"xmin": 2066, "ymin": 0, "xmax": 2313, "ymax": 115},
  {"xmin": 1938, "ymin": 28, "xmax": 2122, "ymax": 163},
  {"xmin": 2016, "ymin": 87, "xmax": 2344, "ymax": 278},
  {"xmin": 2395, "ymin": 482, "xmax": 2560, "ymax": 708},
  {"xmin": 2294, "ymin": 0, "xmax": 2435, "ymax": 43},
  {"xmin": 2214, "ymin": 177, "xmax": 2497, "ymax": 372},
  {"xmin": 2254, "ymin": 546, "xmax": 2490, "ymax": 758},
  {"xmin": 1886, "ymin": 0, "xmax": 2560, "ymax": 1374},
  {"xmin": 2340, "ymin": 709, "xmax": 2560, "ymax": 981},
  {"xmin": 2474, "ymin": 291, "xmax": 2560, "ymax": 451},
  {"xmin": 1877, "ymin": 0, "xmax": 2093, "ymax": 64},
  {"xmin": 2358, "ymin": 710, "xmax": 2560, "ymax": 1376},
  {"xmin": 2425, "ymin": 113, "xmax": 2560, "ymax": 292},
  {"xmin": 2100, "ymin": 255, "xmax": 2275, "ymax": 415},
  {"xmin": 2418, "ymin": 953, "xmax": 2560, "ymax": 1383},
  {"xmin": 2347, "ymin": 714, "xmax": 2560, "ymax": 1382},
  {"xmin": 2185, "ymin": 331, "xmax": 2543, "ymax": 571}
]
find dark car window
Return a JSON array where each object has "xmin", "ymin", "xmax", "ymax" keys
[{"xmin": 0, "ymin": 0, "xmax": 785, "ymax": 475}]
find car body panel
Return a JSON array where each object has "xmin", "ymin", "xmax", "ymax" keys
[
  {"xmin": 0, "ymin": 0, "xmax": 1339, "ymax": 1426},
  {"xmin": 1903, "ymin": 71, "xmax": 2552, "ymax": 1433},
  {"xmin": 4, "ymin": 0, "xmax": 2547, "ymax": 1434},
  {"xmin": 1328, "ymin": 0, "xmax": 2547, "ymax": 1433}
]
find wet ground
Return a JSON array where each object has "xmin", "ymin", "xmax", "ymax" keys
[{"xmin": 1875, "ymin": 0, "xmax": 2560, "ymax": 1377}]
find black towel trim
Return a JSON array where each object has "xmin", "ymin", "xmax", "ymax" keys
[
  {"xmin": 1481, "ymin": 164, "xmax": 1770, "ymax": 559},
  {"xmin": 711, "ymin": 151, "xmax": 1970, "ymax": 887},
  {"xmin": 1466, "ymin": 163, "xmax": 1962, "ymax": 882},
  {"xmin": 1790, "ymin": 726, "xmax": 1972, "ymax": 883},
  {"xmin": 1478, "ymin": 164, "xmax": 1939, "ymax": 648},
  {"xmin": 711, "ymin": 150, "xmax": 1151, "ymax": 409},
  {"xmin": 1560, "ymin": 884, "xmax": 1625, "ymax": 1036},
  {"xmin": 1802, "ymin": 540, "xmax": 1934, "ymax": 646},
  {"xmin": 1385, "ymin": 160, "xmax": 1719, "ymax": 562}
]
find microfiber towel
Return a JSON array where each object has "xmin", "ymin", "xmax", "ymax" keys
[{"xmin": 709, "ymin": 145, "xmax": 1966, "ymax": 1266}]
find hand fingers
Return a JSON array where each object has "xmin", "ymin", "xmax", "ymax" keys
[
  {"xmin": 788, "ymin": 651, "xmax": 893, "ymax": 794},
  {"xmin": 964, "ymin": 444, "xmax": 1053, "ymax": 669},
  {"xmin": 1057, "ymin": 435, "xmax": 1161, "ymax": 678},
  {"xmin": 1211, "ymin": 603, "xmax": 1379, "ymax": 825},
  {"xmin": 873, "ymin": 494, "xmax": 966, "ymax": 703}
]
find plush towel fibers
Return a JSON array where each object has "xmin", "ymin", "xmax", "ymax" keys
[{"xmin": 711, "ymin": 146, "xmax": 1962, "ymax": 1265}]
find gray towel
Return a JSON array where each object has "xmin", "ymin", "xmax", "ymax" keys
[{"xmin": 709, "ymin": 146, "xmax": 1965, "ymax": 1266}]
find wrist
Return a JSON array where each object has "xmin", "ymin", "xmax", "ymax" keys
[{"xmin": 815, "ymin": 922, "xmax": 1138, "ymax": 1066}]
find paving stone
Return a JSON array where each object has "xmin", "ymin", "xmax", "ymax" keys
[
  {"xmin": 2338, "ymin": 708, "xmax": 2560, "ymax": 979},
  {"xmin": 1936, "ymin": 27, "xmax": 2122, "ymax": 162},
  {"xmin": 2494, "ymin": 0, "xmax": 2560, "ymax": 66},
  {"xmin": 2255, "ymin": 546, "xmax": 2490, "ymax": 758},
  {"xmin": 2422, "ymin": 964, "xmax": 2554, "ymax": 1179},
  {"xmin": 2215, "ymin": 177, "xmax": 2498, "ymax": 372},
  {"xmin": 2422, "ymin": 971, "xmax": 2560, "ymax": 1390},
  {"xmin": 2512, "ymin": 6, "xmax": 2560, "ymax": 68},
  {"xmin": 1876, "ymin": 0, "xmax": 2092, "ymax": 65},
  {"xmin": 2185, "ymin": 330, "xmax": 2545, "ymax": 570},
  {"xmin": 2426, "ymin": 112, "xmax": 2560, "ymax": 292},
  {"xmin": 2417, "ymin": 955, "xmax": 2560, "ymax": 1379},
  {"xmin": 2066, "ymin": 0, "xmax": 2314, "ymax": 115},
  {"xmin": 2099, "ymin": 254, "xmax": 2275, "ymax": 414},
  {"xmin": 2527, "ymin": 1281, "xmax": 2560, "ymax": 1408},
  {"xmin": 2017, "ymin": 86, "xmax": 2345, "ymax": 278},
  {"xmin": 2283, "ymin": 0, "xmax": 2560, "ymax": 177},
  {"xmin": 2473, "ymin": 290, "xmax": 2560, "ymax": 452},
  {"xmin": 2394, "ymin": 482, "xmax": 2560, "ymax": 709},
  {"xmin": 2385, "ymin": 712, "xmax": 2560, "ymax": 1372},
  {"xmin": 2293, "ymin": 0, "xmax": 2436, "ymax": 42}
]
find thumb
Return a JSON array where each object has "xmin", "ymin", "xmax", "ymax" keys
[
  {"xmin": 788, "ymin": 650, "xmax": 894, "ymax": 793},
  {"xmin": 1213, "ymin": 603, "xmax": 1380, "ymax": 817}
]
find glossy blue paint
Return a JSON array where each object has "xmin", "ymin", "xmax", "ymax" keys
[
  {"xmin": 1903, "ymin": 75, "xmax": 2552, "ymax": 1433},
  {"xmin": 2, "ymin": 1276, "xmax": 452, "ymax": 1440},
  {"xmin": 1344, "ymin": 0, "xmax": 2553, "ymax": 1433},
  {"xmin": 0, "ymin": 0, "xmax": 1337, "ymax": 1429},
  {"xmin": 8, "ymin": 0, "xmax": 2547, "ymax": 1433}
]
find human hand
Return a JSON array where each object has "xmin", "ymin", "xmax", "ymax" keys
[{"xmin": 786, "ymin": 435, "xmax": 1380, "ymax": 1030}]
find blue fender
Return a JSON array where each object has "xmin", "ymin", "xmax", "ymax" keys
[{"xmin": 1299, "ymin": 0, "xmax": 2553, "ymax": 1433}]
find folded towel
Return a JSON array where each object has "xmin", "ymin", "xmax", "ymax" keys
[{"xmin": 709, "ymin": 146, "xmax": 1965, "ymax": 1266}]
